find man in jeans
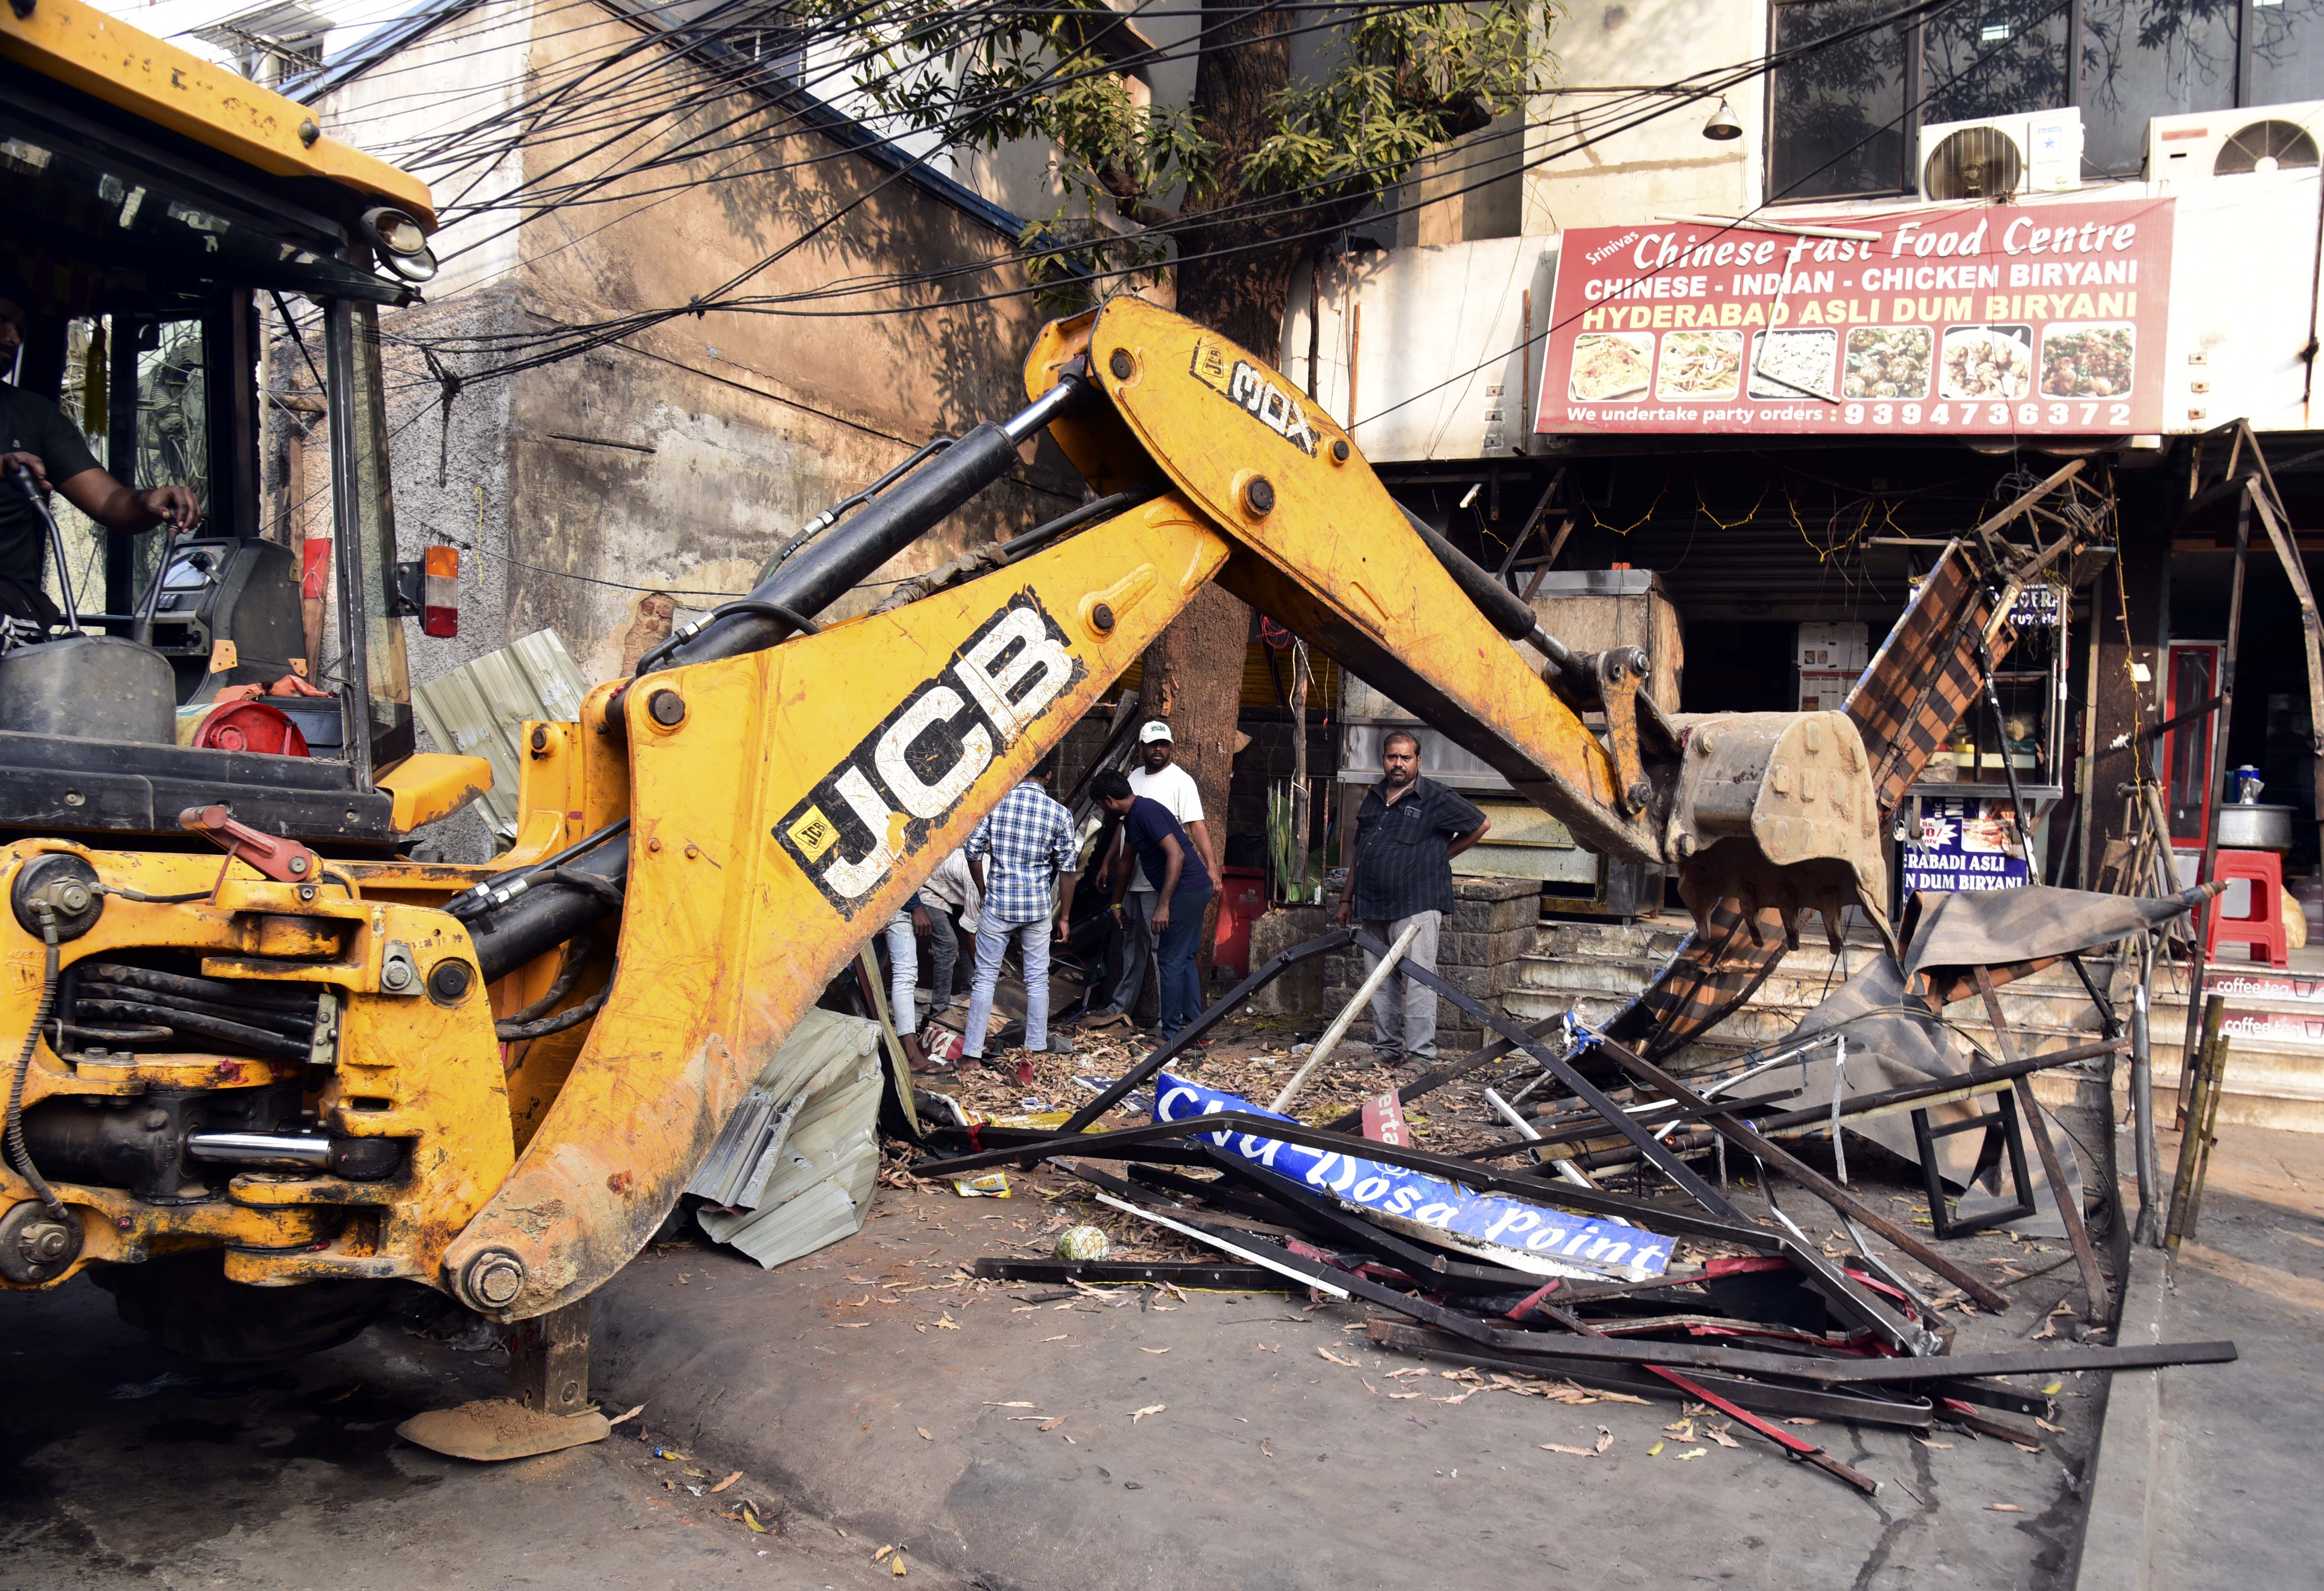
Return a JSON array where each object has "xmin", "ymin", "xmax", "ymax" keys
[
  {"xmin": 963, "ymin": 758, "xmax": 1079, "ymax": 1063},
  {"xmin": 1094, "ymin": 771, "xmax": 1213, "ymax": 1043},
  {"xmin": 1088, "ymin": 721, "xmax": 1217, "ymax": 1027},
  {"xmin": 1334, "ymin": 730, "xmax": 1490, "ymax": 1065}
]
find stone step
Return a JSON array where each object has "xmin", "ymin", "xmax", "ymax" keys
[{"xmin": 2143, "ymin": 965, "xmax": 2324, "ymax": 1133}]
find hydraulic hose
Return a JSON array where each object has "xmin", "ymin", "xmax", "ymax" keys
[
  {"xmin": 4, "ymin": 903, "xmax": 66, "ymax": 1219},
  {"xmin": 494, "ymin": 931, "xmax": 598, "ymax": 1037}
]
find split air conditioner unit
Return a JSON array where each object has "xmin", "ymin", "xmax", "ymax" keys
[
  {"xmin": 2146, "ymin": 100, "xmax": 2324, "ymax": 186},
  {"xmin": 1917, "ymin": 109, "xmax": 2084, "ymax": 202}
]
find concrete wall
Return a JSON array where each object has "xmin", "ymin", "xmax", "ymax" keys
[
  {"xmin": 491, "ymin": 7, "xmax": 1082, "ymax": 685},
  {"xmin": 1525, "ymin": 0, "xmax": 1766, "ymax": 234},
  {"xmin": 291, "ymin": 0, "xmax": 1085, "ymax": 702}
]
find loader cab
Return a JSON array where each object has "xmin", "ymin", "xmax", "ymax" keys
[{"xmin": 0, "ymin": 29, "xmax": 435, "ymax": 847}]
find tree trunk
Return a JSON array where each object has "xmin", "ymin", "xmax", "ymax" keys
[
  {"xmin": 1142, "ymin": 583, "xmax": 1247, "ymax": 977},
  {"xmin": 1175, "ymin": 1, "xmax": 1303, "ymax": 361}
]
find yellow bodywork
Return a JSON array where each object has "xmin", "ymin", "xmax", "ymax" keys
[
  {"xmin": 0, "ymin": 300, "xmax": 1881, "ymax": 1324},
  {"xmin": 0, "ymin": 0, "xmax": 438, "ymax": 227}
]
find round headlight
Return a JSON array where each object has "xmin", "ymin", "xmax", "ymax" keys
[
  {"xmin": 378, "ymin": 244, "xmax": 439, "ymax": 284},
  {"xmin": 361, "ymin": 205, "xmax": 434, "ymax": 263}
]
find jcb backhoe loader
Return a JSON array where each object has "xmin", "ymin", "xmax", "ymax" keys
[{"xmin": 2, "ymin": 2, "xmax": 2047, "ymax": 1416}]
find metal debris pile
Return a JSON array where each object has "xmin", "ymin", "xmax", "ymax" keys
[{"xmin": 905, "ymin": 911, "xmax": 2239, "ymax": 1495}]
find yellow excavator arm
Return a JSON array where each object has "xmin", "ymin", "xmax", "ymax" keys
[
  {"xmin": 0, "ymin": 300, "xmax": 1890, "ymax": 1327},
  {"xmin": 433, "ymin": 300, "xmax": 1887, "ymax": 1318}
]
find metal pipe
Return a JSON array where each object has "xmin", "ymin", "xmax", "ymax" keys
[
  {"xmin": 1483, "ymin": 1086, "xmax": 1594, "ymax": 1187},
  {"xmin": 186, "ymin": 1131, "xmax": 333, "ymax": 1167},
  {"xmin": 2176, "ymin": 491, "xmax": 2250, "ymax": 1125},
  {"xmin": 1270, "ymin": 920, "xmax": 1422, "ymax": 1113},
  {"xmin": 473, "ymin": 376, "xmax": 1097, "ymax": 983},
  {"xmin": 637, "ymin": 376, "xmax": 1096, "ymax": 682},
  {"xmin": 9, "ymin": 465, "xmax": 81, "ymax": 634},
  {"xmin": 2130, "ymin": 959, "xmax": 2158, "ymax": 1246},
  {"xmin": 322, "ymin": 299, "xmax": 374, "ymax": 785}
]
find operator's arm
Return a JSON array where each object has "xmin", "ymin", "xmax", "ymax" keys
[
  {"xmin": 54, "ymin": 465, "xmax": 202, "ymax": 533},
  {"xmin": 1447, "ymin": 816, "xmax": 1491, "ymax": 861}
]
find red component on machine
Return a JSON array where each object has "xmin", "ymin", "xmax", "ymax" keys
[
  {"xmin": 178, "ymin": 805, "xmax": 323, "ymax": 886},
  {"xmin": 421, "ymin": 545, "xmax": 459, "ymax": 638},
  {"xmin": 193, "ymin": 701, "xmax": 311, "ymax": 757}
]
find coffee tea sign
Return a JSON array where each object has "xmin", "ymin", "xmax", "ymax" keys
[{"xmin": 1536, "ymin": 195, "xmax": 2175, "ymax": 437}]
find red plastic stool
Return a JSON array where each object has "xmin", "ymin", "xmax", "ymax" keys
[{"xmin": 2207, "ymin": 848, "xmax": 2290, "ymax": 968}]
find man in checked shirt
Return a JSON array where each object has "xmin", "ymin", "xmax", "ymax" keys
[{"xmin": 962, "ymin": 755, "xmax": 1080, "ymax": 1064}]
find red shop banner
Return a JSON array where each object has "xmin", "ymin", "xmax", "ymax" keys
[{"xmin": 1534, "ymin": 195, "xmax": 2175, "ymax": 438}]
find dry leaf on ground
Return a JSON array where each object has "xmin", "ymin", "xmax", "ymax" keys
[{"xmin": 1132, "ymin": 1404, "xmax": 1166, "ymax": 1422}]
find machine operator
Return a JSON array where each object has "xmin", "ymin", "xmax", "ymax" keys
[{"xmin": 0, "ymin": 283, "xmax": 204, "ymax": 638}]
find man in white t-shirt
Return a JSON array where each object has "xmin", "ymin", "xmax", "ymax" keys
[{"xmin": 1087, "ymin": 721, "xmax": 1219, "ymax": 1027}]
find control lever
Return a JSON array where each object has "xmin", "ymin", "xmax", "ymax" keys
[
  {"xmin": 180, "ymin": 804, "xmax": 324, "ymax": 892},
  {"xmin": 7, "ymin": 463, "xmax": 82, "ymax": 636}
]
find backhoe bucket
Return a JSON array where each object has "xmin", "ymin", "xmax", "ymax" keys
[{"xmin": 1664, "ymin": 710, "xmax": 1891, "ymax": 955}]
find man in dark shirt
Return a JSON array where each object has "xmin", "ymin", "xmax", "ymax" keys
[
  {"xmin": 0, "ymin": 288, "xmax": 202, "ymax": 626},
  {"xmin": 1095, "ymin": 770, "xmax": 1214, "ymax": 1043},
  {"xmin": 1334, "ymin": 729, "xmax": 1490, "ymax": 1064}
]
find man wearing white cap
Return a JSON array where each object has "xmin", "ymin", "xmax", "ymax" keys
[{"xmin": 1088, "ymin": 720, "xmax": 1218, "ymax": 1027}]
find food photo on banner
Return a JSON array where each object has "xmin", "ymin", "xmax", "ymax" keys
[
  {"xmin": 1537, "ymin": 194, "xmax": 2174, "ymax": 437},
  {"xmin": 1903, "ymin": 798, "xmax": 2032, "ymax": 894}
]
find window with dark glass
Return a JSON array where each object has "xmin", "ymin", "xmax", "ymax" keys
[
  {"xmin": 2082, "ymin": 0, "xmax": 2241, "ymax": 173},
  {"xmin": 1770, "ymin": 0, "xmax": 1910, "ymax": 199},
  {"xmin": 2250, "ymin": 0, "xmax": 2324, "ymax": 110},
  {"xmin": 1923, "ymin": 0, "xmax": 2071, "ymax": 124},
  {"xmin": 1768, "ymin": 0, "xmax": 2324, "ymax": 200}
]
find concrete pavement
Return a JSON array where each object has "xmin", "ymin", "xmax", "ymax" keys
[
  {"xmin": 591, "ymin": 1172, "xmax": 2103, "ymax": 1590},
  {"xmin": 2073, "ymin": 1125, "xmax": 2324, "ymax": 1589},
  {"xmin": 0, "ymin": 1276, "xmax": 934, "ymax": 1591}
]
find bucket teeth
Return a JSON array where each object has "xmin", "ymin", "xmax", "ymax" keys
[
  {"xmin": 1779, "ymin": 906, "xmax": 1801, "ymax": 953},
  {"xmin": 1819, "ymin": 890, "xmax": 1847, "ymax": 956}
]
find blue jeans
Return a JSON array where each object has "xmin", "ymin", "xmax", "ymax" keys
[
  {"xmin": 963, "ymin": 917, "xmax": 1052, "ymax": 1058},
  {"xmin": 1153, "ymin": 885, "xmax": 1212, "ymax": 1041}
]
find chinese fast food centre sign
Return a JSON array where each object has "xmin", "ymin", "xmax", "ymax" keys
[{"xmin": 1535, "ymin": 195, "xmax": 2175, "ymax": 437}]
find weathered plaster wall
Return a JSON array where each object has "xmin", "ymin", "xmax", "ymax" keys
[{"xmin": 499, "ymin": 7, "xmax": 1083, "ymax": 682}]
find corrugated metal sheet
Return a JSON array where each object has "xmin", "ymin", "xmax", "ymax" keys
[
  {"xmin": 410, "ymin": 631, "xmax": 590, "ymax": 841},
  {"xmin": 690, "ymin": 1007, "xmax": 885, "ymax": 1270}
]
